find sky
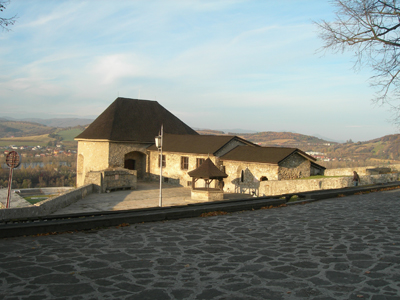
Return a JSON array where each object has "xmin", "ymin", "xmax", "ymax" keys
[{"xmin": 0, "ymin": 0, "xmax": 398, "ymax": 142}]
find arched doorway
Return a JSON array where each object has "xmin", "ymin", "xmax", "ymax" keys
[{"xmin": 124, "ymin": 151, "xmax": 146, "ymax": 179}]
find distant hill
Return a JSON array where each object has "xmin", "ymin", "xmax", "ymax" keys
[
  {"xmin": 0, "ymin": 120, "xmax": 55, "ymax": 138},
  {"xmin": 238, "ymin": 131, "xmax": 333, "ymax": 146},
  {"xmin": 197, "ymin": 129, "xmax": 226, "ymax": 135},
  {"xmin": 0, "ymin": 117, "xmax": 93, "ymax": 128},
  {"xmin": 195, "ymin": 128, "xmax": 257, "ymax": 134}
]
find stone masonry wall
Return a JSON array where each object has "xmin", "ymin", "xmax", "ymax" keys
[
  {"xmin": 258, "ymin": 173, "xmax": 400, "ymax": 196},
  {"xmin": 84, "ymin": 168, "xmax": 137, "ymax": 193},
  {"xmin": 325, "ymin": 164, "xmax": 400, "ymax": 176},
  {"xmin": 109, "ymin": 142, "xmax": 150, "ymax": 179},
  {"xmin": 221, "ymin": 160, "xmax": 278, "ymax": 195},
  {"xmin": 278, "ymin": 153, "xmax": 311, "ymax": 180},
  {"xmin": 148, "ymin": 150, "xmax": 217, "ymax": 187},
  {"xmin": 76, "ymin": 141, "xmax": 109, "ymax": 187}
]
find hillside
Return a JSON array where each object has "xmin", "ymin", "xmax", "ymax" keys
[
  {"xmin": 0, "ymin": 121, "xmax": 55, "ymax": 138},
  {"xmin": 1, "ymin": 118, "xmax": 400, "ymax": 164},
  {"xmin": 238, "ymin": 131, "xmax": 332, "ymax": 147},
  {"xmin": 0, "ymin": 117, "xmax": 93, "ymax": 128}
]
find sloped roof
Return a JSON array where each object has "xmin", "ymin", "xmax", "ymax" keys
[
  {"xmin": 147, "ymin": 134, "xmax": 256, "ymax": 155},
  {"xmin": 75, "ymin": 98, "xmax": 198, "ymax": 142},
  {"xmin": 188, "ymin": 158, "xmax": 228, "ymax": 179},
  {"xmin": 220, "ymin": 146, "xmax": 316, "ymax": 164}
]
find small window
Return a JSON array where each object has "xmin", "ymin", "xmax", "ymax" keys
[
  {"xmin": 187, "ymin": 181, "xmax": 192, "ymax": 187},
  {"xmin": 181, "ymin": 156, "xmax": 189, "ymax": 170},
  {"xmin": 196, "ymin": 158, "xmax": 205, "ymax": 168},
  {"xmin": 158, "ymin": 154, "xmax": 166, "ymax": 168}
]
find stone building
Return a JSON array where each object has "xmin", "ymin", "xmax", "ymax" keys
[
  {"xmin": 75, "ymin": 97, "xmax": 198, "ymax": 188},
  {"xmin": 75, "ymin": 97, "xmax": 325, "ymax": 194},
  {"xmin": 146, "ymin": 133, "xmax": 256, "ymax": 187},
  {"xmin": 219, "ymin": 146, "xmax": 325, "ymax": 195}
]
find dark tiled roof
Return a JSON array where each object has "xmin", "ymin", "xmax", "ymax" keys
[
  {"xmin": 148, "ymin": 134, "xmax": 255, "ymax": 155},
  {"xmin": 188, "ymin": 158, "xmax": 228, "ymax": 179},
  {"xmin": 75, "ymin": 98, "xmax": 198, "ymax": 142},
  {"xmin": 221, "ymin": 146, "xmax": 316, "ymax": 164}
]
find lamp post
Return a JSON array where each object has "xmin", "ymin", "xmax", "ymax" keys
[{"xmin": 155, "ymin": 125, "xmax": 163, "ymax": 207}]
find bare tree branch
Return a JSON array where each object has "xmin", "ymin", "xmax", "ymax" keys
[
  {"xmin": 315, "ymin": 0, "xmax": 400, "ymax": 125},
  {"xmin": 0, "ymin": 0, "xmax": 16, "ymax": 31}
]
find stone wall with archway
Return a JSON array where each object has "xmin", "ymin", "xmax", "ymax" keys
[{"xmin": 124, "ymin": 151, "xmax": 146, "ymax": 179}]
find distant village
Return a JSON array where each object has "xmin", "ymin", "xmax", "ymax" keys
[
  {"xmin": 305, "ymin": 151, "xmax": 349, "ymax": 162},
  {"xmin": 0, "ymin": 145, "xmax": 76, "ymax": 159}
]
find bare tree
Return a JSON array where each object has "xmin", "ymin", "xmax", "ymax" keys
[
  {"xmin": 0, "ymin": 0, "xmax": 16, "ymax": 31},
  {"xmin": 315, "ymin": 0, "xmax": 400, "ymax": 123}
]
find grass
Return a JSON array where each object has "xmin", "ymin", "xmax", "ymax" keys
[
  {"xmin": 0, "ymin": 134, "xmax": 54, "ymax": 147},
  {"xmin": 57, "ymin": 128, "xmax": 84, "ymax": 142},
  {"xmin": 297, "ymin": 175, "xmax": 349, "ymax": 180},
  {"xmin": 24, "ymin": 195, "xmax": 56, "ymax": 205}
]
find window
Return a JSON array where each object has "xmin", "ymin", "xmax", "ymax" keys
[
  {"xmin": 196, "ymin": 158, "xmax": 205, "ymax": 168},
  {"xmin": 158, "ymin": 154, "xmax": 166, "ymax": 168},
  {"xmin": 181, "ymin": 156, "xmax": 189, "ymax": 170}
]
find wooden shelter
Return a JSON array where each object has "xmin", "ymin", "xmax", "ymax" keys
[{"xmin": 188, "ymin": 158, "xmax": 228, "ymax": 201}]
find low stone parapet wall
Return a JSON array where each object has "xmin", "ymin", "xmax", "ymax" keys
[
  {"xmin": 85, "ymin": 168, "xmax": 137, "ymax": 193},
  {"xmin": 0, "ymin": 184, "xmax": 94, "ymax": 221},
  {"xmin": 259, "ymin": 173, "xmax": 400, "ymax": 196},
  {"xmin": 325, "ymin": 164, "xmax": 400, "ymax": 176}
]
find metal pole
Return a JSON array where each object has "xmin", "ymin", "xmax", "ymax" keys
[
  {"xmin": 6, "ymin": 168, "xmax": 14, "ymax": 209},
  {"xmin": 159, "ymin": 124, "xmax": 163, "ymax": 207}
]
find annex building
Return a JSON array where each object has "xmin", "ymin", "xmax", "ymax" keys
[{"xmin": 75, "ymin": 97, "xmax": 325, "ymax": 195}]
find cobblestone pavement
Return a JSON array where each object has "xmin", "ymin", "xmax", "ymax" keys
[{"xmin": 1, "ymin": 189, "xmax": 400, "ymax": 299}]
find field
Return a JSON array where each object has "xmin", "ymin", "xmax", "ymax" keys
[
  {"xmin": 57, "ymin": 128, "xmax": 84, "ymax": 142},
  {"xmin": 0, "ymin": 134, "xmax": 53, "ymax": 147}
]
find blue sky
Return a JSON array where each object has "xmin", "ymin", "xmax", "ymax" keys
[{"xmin": 0, "ymin": 0, "xmax": 397, "ymax": 142}]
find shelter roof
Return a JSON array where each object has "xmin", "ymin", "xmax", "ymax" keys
[
  {"xmin": 147, "ymin": 134, "xmax": 256, "ymax": 155},
  {"xmin": 220, "ymin": 146, "xmax": 316, "ymax": 164},
  {"xmin": 188, "ymin": 158, "xmax": 228, "ymax": 179},
  {"xmin": 75, "ymin": 98, "xmax": 198, "ymax": 142}
]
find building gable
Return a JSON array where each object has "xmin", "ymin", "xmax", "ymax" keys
[{"xmin": 147, "ymin": 134, "xmax": 257, "ymax": 156}]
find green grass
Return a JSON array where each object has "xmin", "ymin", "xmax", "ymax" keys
[
  {"xmin": 24, "ymin": 195, "xmax": 56, "ymax": 204},
  {"xmin": 57, "ymin": 128, "xmax": 83, "ymax": 142},
  {"xmin": 298, "ymin": 175, "xmax": 349, "ymax": 180},
  {"xmin": 373, "ymin": 142, "xmax": 384, "ymax": 154},
  {"xmin": 0, "ymin": 134, "xmax": 54, "ymax": 147},
  {"xmin": 0, "ymin": 140, "xmax": 51, "ymax": 147}
]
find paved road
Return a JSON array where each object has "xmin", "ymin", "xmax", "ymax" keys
[{"xmin": 1, "ymin": 189, "xmax": 400, "ymax": 299}]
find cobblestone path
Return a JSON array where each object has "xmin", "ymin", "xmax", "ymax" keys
[{"xmin": 1, "ymin": 190, "xmax": 400, "ymax": 299}]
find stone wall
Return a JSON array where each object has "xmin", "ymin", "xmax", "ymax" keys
[
  {"xmin": 109, "ymin": 142, "xmax": 150, "ymax": 179},
  {"xmin": 148, "ymin": 150, "xmax": 216, "ymax": 187},
  {"xmin": 76, "ymin": 140, "xmax": 151, "ymax": 187},
  {"xmin": 84, "ymin": 168, "xmax": 137, "ymax": 193},
  {"xmin": 221, "ymin": 160, "xmax": 278, "ymax": 195},
  {"xmin": 76, "ymin": 141, "xmax": 109, "ymax": 187},
  {"xmin": 278, "ymin": 153, "xmax": 311, "ymax": 180},
  {"xmin": 258, "ymin": 173, "xmax": 400, "ymax": 196},
  {"xmin": 324, "ymin": 164, "xmax": 400, "ymax": 176},
  {"xmin": 0, "ymin": 184, "xmax": 94, "ymax": 221}
]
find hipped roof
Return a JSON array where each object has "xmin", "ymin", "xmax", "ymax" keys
[
  {"xmin": 221, "ymin": 146, "xmax": 316, "ymax": 165},
  {"xmin": 148, "ymin": 133, "xmax": 256, "ymax": 155},
  {"xmin": 188, "ymin": 158, "xmax": 228, "ymax": 179},
  {"xmin": 75, "ymin": 98, "xmax": 198, "ymax": 142}
]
